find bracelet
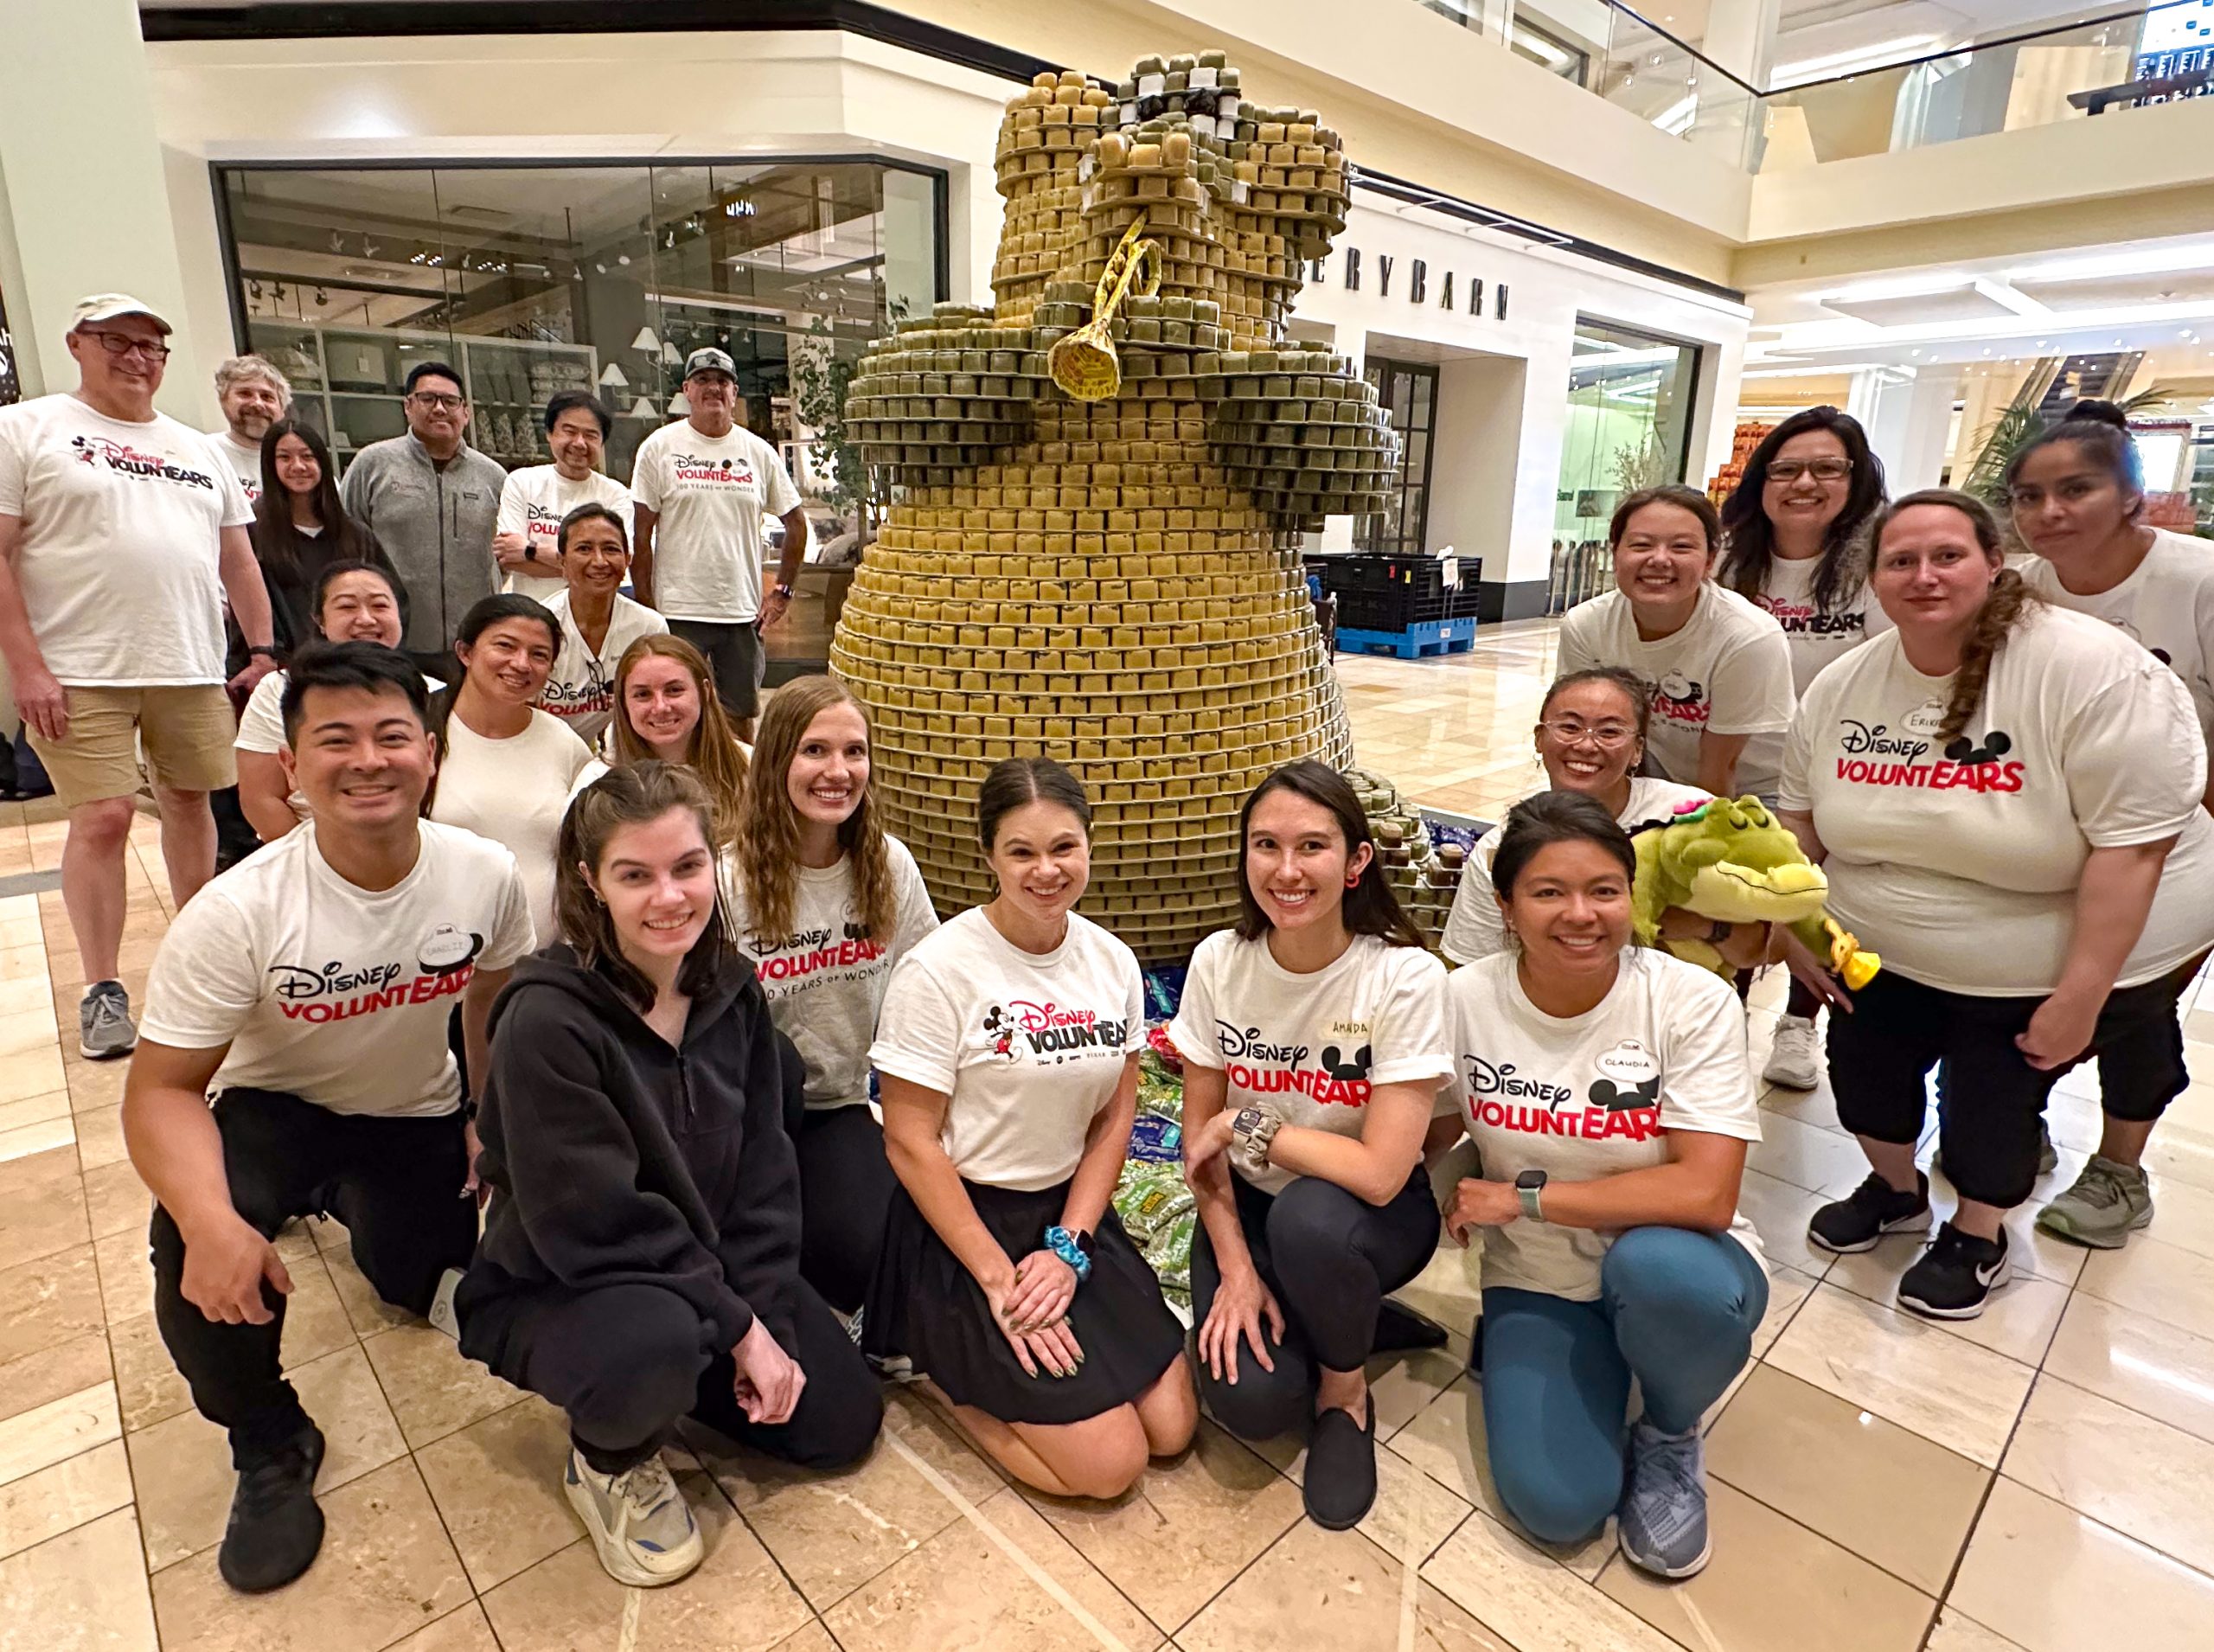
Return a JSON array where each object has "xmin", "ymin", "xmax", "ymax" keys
[
  {"xmin": 246, "ymin": 644, "xmax": 279, "ymax": 659},
  {"xmin": 1044, "ymin": 1225, "xmax": 1092, "ymax": 1283}
]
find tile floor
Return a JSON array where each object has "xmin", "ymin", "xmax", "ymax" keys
[{"xmin": 5, "ymin": 618, "xmax": 2214, "ymax": 1649}]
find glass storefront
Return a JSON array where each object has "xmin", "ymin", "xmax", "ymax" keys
[
  {"xmin": 214, "ymin": 160, "xmax": 944, "ymax": 493},
  {"xmin": 1552, "ymin": 317, "xmax": 1701, "ymax": 545},
  {"xmin": 1356, "ymin": 356, "xmax": 1438, "ymax": 554}
]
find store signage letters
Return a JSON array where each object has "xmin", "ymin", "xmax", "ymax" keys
[{"xmin": 1313, "ymin": 248, "xmax": 1508, "ymax": 321}]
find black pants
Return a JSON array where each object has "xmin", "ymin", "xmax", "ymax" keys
[
  {"xmin": 467, "ymin": 1275, "xmax": 881, "ymax": 1475},
  {"xmin": 2071, "ymin": 953, "xmax": 2200, "ymax": 1124},
  {"xmin": 150, "ymin": 1088, "xmax": 477, "ymax": 1465},
  {"xmin": 667, "ymin": 618, "xmax": 764, "ymax": 720},
  {"xmin": 796, "ymin": 1105, "xmax": 897, "ymax": 1315},
  {"xmin": 1191, "ymin": 1166, "xmax": 1440, "ymax": 1441}
]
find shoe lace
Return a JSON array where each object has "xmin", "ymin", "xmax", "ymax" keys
[
  {"xmin": 609, "ymin": 1457, "xmax": 679, "ymax": 1521},
  {"xmin": 1629, "ymin": 1427, "xmax": 1703, "ymax": 1529},
  {"xmin": 2070, "ymin": 1160, "xmax": 2128, "ymax": 1211},
  {"xmin": 85, "ymin": 989, "xmax": 127, "ymax": 1032},
  {"xmin": 1849, "ymin": 1172, "xmax": 1905, "ymax": 1214}
]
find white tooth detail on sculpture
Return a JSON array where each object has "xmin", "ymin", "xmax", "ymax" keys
[{"xmin": 832, "ymin": 51, "xmax": 1401, "ymax": 961}]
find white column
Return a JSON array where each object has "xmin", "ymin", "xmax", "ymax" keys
[
  {"xmin": 1698, "ymin": 0, "xmax": 1782, "ymax": 87},
  {"xmin": 1891, "ymin": 368, "xmax": 1962, "ymax": 493},
  {"xmin": 0, "ymin": 0, "xmax": 205, "ymax": 419}
]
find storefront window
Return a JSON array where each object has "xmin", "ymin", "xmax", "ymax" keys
[
  {"xmin": 1552, "ymin": 317, "xmax": 1700, "ymax": 544},
  {"xmin": 1356, "ymin": 356, "xmax": 1437, "ymax": 553},
  {"xmin": 214, "ymin": 160, "xmax": 944, "ymax": 491}
]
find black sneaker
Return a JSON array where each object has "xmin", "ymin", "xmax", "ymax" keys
[
  {"xmin": 1303, "ymin": 1399, "xmax": 1379, "ymax": 1530},
  {"xmin": 1808, "ymin": 1172, "xmax": 1930, "ymax": 1254},
  {"xmin": 218, "ymin": 1422, "xmax": 326, "ymax": 1593},
  {"xmin": 1372, "ymin": 1300, "xmax": 1449, "ymax": 1354},
  {"xmin": 1898, "ymin": 1223, "xmax": 2012, "ymax": 1320}
]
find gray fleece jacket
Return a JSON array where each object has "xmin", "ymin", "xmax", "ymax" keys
[{"xmin": 337, "ymin": 433, "xmax": 505, "ymax": 655}]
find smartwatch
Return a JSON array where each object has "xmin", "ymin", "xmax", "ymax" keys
[
  {"xmin": 1514, "ymin": 1168, "xmax": 1549, "ymax": 1221},
  {"xmin": 1706, "ymin": 919, "xmax": 1734, "ymax": 944},
  {"xmin": 772, "ymin": 581, "xmax": 795, "ymax": 600},
  {"xmin": 523, "ymin": 543, "xmax": 539, "ymax": 563}
]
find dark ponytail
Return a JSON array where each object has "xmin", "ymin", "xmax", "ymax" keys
[{"xmin": 1871, "ymin": 489, "xmax": 2042, "ymax": 746}]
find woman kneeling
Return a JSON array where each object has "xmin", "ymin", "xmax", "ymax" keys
[
  {"xmin": 458, "ymin": 763, "xmax": 882, "ymax": 1586},
  {"xmin": 1444, "ymin": 791, "xmax": 1767, "ymax": 1579}
]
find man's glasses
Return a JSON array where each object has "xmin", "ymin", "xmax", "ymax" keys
[
  {"xmin": 84, "ymin": 330, "xmax": 171, "ymax": 362},
  {"xmin": 1539, "ymin": 720, "xmax": 1635, "ymax": 749},
  {"xmin": 1766, "ymin": 458, "xmax": 1852, "ymax": 484},
  {"xmin": 408, "ymin": 391, "xmax": 465, "ymax": 412}
]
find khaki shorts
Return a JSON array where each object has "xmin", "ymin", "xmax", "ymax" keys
[{"xmin": 26, "ymin": 684, "xmax": 237, "ymax": 808}]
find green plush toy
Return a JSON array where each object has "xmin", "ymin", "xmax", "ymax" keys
[{"xmin": 1630, "ymin": 796, "xmax": 1880, "ymax": 988}]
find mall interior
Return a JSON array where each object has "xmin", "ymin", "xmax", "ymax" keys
[{"xmin": 4, "ymin": 0, "xmax": 2214, "ymax": 1648}]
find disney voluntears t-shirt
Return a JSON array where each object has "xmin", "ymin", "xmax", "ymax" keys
[
  {"xmin": 496, "ymin": 465, "xmax": 635, "ymax": 605},
  {"xmin": 1441, "ymin": 778, "xmax": 1712, "ymax": 965},
  {"xmin": 1168, "ymin": 930, "xmax": 1453, "ymax": 1195},
  {"xmin": 630, "ymin": 420, "xmax": 801, "ymax": 624},
  {"xmin": 726, "ymin": 837, "xmax": 941, "ymax": 1111},
  {"xmin": 1782, "ymin": 605, "xmax": 2214, "ymax": 996},
  {"xmin": 211, "ymin": 431, "xmax": 263, "ymax": 503},
  {"xmin": 537, "ymin": 591, "xmax": 668, "ymax": 746},
  {"xmin": 2019, "ymin": 529, "xmax": 2214, "ymax": 748},
  {"xmin": 871, "ymin": 906, "xmax": 1146, "ymax": 1192},
  {"xmin": 1445, "ymin": 947, "xmax": 1765, "ymax": 1302},
  {"xmin": 138, "ymin": 821, "xmax": 534, "ymax": 1116},
  {"xmin": 0, "ymin": 394, "xmax": 253, "ymax": 686},
  {"xmin": 1556, "ymin": 584, "xmax": 1796, "ymax": 791},
  {"xmin": 1739, "ymin": 556, "xmax": 1892, "ymax": 797}
]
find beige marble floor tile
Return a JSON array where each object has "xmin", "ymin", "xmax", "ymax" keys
[
  {"xmin": 1422, "ymin": 1508, "xmax": 1680, "ymax": 1652},
  {"xmin": 108, "ymin": 1313, "xmax": 194, "ymax": 1433},
  {"xmin": 1822, "ymin": 1238, "xmax": 2072, "ymax": 1366},
  {"xmin": 0, "ymin": 1506, "xmax": 157, "ymax": 1652},
  {"xmin": 91, "ymin": 1226, "xmax": 154, "ymax": 1325},
  {"xmin": 0, "ymin": 1380, "xmax": 118, "ymax": 1493},
  {"xmin": 150, "ymin": 1457, "xmax": 471, "ymax": 1652},
  {"xmin": 79, "ymin": 1157, "xmax": 150, "ymax": 1241},
  {"xmin": 693, "ymin": 1385, "xmax": 1002, "ymax": 1611},
  {"xmin": 0, "ymin": 1437, "xmax": 134, "ymax": 1563},
  {"xmin": 359, "ymin": 1323, "xmax": 521, "ymax": 1449},
  {"xmin": 1019, "ymin": 1419, "xmax": 1302, "ymax": 1632},
  {"xmin": 1748, "ymin": 1110, "xmax": 1881, "ymax": 1198},
  {"xmin": 1924, "ymin": 1610, "xmax": 2030, "ymax": 1651},
  {"xmin": 2142, "ymin": 1117, "xmax": 2214, "ymax": 1195},
  {"xmin": 413, "ymin": 1396, "xmax": 581, "ymax": 1593},
  {"xmin": 71, "ymin": 1101, "xmax": 126, "ymax": 1171},
  {"xmin": 2122, "ymin": 1174, "xmax": 2214, "ymax": 1264},
  {"xmin": 1705, "ymin": 1365, "xmax": 1987, "ymax": 1596},
  {"xmin": 0, "ymin": 1143, "xmax": 88, "ymax": 1276},
  {"xmin": 0, "ymin": 1007, "xmax": 61, "ymax": 1060},
  {"xmin": 0, "ymin": 1046, "xmax": 64, "ymax": 1109},
  {"xmin": 1751, "ymin": 1264, "xmax": 1821, "ymax": 1358},
  {"xmin": 0, "ymin": 1244, "xmax": 105, "ymax": 1367},
  {"xmin": 1359, "ymin": 1439, "xmax": 1478, "ymax": 1564},
  {"xmin": 1764, "ymin": 1284, "xmax": 2036, "ymax": 1467},
  {"xmin": 2042, "ymin": 1292, "xmax": 2214, "ymax": 1448},
  {"xmin": 0, "ymin": 1115, "xmax": 74, "ymax": 1165},
  {"xmin": 0, "ymin": 1331, "xmax": 112, "ymax": 1431},
  {"xmin": 1181, "ymin": 1517, "xmax": 1510, "ymax": 1652},
  {"xmin": 130, "ymin": 1341, "xmax": 406, "ymax": 1570},
  {"xmin": 61, "ymin": 1052, "xmax": 128, "ymax": 1115},
  {"xmin": 0, "ymin": 1088, "xmax": 68, "ymax": 1136},
  {"xmin": 2001, "ymin": 1372, "xmax": 2214, "ymax": 1577},
  {"xmin": 323, "ymin": 1245, "xmax": 421, "ymax": 1335},
  {"xmin": 1760, "ymin": 1073, "xmax": 1847, "ymax": 1134},
  {"xmin": 822, "ymin": 1483, "xmax": 1163, "ymax": 1652},
  {"xmin": 1734, "ymin": 1167, "xmax": 1843, "ymax": 1278},
  {"xmin": 1949, "ymin": 1476, "xmax": 2214, "ymax": 1652},
  {"xmin": 384, "ymin": 1603, "xmax": 502, "ymax": 1651},
  {"xmin": 2079, "ymin": 1233, "xmax": 2214, "ymax": 1339}
]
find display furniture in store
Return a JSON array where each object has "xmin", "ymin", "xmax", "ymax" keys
[{"xmin": 831, "ymin": 52, "xmax": 1403, "ymax": 961}]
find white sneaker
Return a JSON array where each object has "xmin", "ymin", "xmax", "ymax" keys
[
  {"xmin": 427, "ymin": 1269, "xmax": 464, "ymax": 1343},
  {"xmin": 1763, "ymin": 1014, "xmax": 1820, "ymax": 1090},
  {"xmin": 563, "ymin": 1448, "xmax": 704, "ymax": 1586}
]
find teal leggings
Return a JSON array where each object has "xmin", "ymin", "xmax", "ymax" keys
[{"xmin": 1480, "ymin": 1226, "xmax": 1767, "ymax": 1545}]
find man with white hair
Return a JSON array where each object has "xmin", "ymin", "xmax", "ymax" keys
[{"xmin": 209, "ymin": 355, "xmax": 291, "ymax": 502}]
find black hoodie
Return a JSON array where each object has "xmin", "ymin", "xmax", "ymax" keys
[{"xmin": 459, "ymin": 944, "xmax": 802, "ymax": 1354}]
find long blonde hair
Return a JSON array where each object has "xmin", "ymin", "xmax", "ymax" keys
[
  {"xmin": 609, "ymin": 634, "xmax": 749, "ymax": 848},
  {"xmin": 733, "ymin": 676, "xmax": 897, "ymax": 948}
]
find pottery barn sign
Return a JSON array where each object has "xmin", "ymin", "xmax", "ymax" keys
[{"xmin": 1311, "ymin": 248, "xmax": 1509, "ymax": 320}]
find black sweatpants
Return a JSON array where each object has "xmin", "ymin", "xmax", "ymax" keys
[
  {"xmin": 467, "ymin": 1275, "xmax": 882, "ymax": 1475},
  {"xmin": 1190, "ymin": 1166, "xmax": 1440, "ymax": 1442},
  {"xmin": 795, "ymin": 1105, "xmax": 898, "ymax": 1316},
  {"xmin": 150, "ymin": 1088, "xmax": 477, "ymax": 1465},
  {"xmin": 667, "ymin": 619, "xmax": 765, "ymax": 720}
]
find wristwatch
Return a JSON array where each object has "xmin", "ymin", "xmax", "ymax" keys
[
  {"xmin": 1514, "ymin": 1168, "xmax": 1549, "ymax": 1221},
  {"xmin": 1230, "ymin": 1105, "xmax": 1283, "ymax": 1176},
  {"xmin": 246, "ymin": 644, "xmax": 279, "ymax": 659},
  {"xmin": 523, "ymin": 543, "xmax": 539, "ymax": 563},
  {"xmin": 771, "ymin": 581, "xmax": 795, "ymax": 601},
  {"xmin": 1705, "ymin": 919, "xmax": 1734, "ymax": 944}
]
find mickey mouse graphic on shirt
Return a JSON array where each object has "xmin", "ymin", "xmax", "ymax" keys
[
  {"xmin": 1653, "ymin": 670, "xmax": 1710, "ymax": 728},
  {"xmin": 417, "ymin": 925, "xmax": 484, "ymax": 978},
  {"xmin": 1319, "ymin": 1043, "xmax": 1373, "ymax": 1084},
  {"xmin": 981, "ymin": 1005, "xmax": 1018, "ymax": 1061}
]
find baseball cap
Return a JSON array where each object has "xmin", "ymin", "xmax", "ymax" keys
[
  {"xmin": 70, "ymin": 293, "xmax": 174, "ymax": 335},
  {"xmin": 683, "ymin": 347, "xmax": 737, "ymax": 381}
]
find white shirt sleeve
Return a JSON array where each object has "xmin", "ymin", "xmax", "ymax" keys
[
  {"xmin": 1779, "ymin": 693, "xmax": 1820, "ymax": 815},
  {"xmin": 1366, "ymin": 948, "xmax": 1454, "ymax": 1087},
  {"xmin": 872, "ymin": 956, "xmax": 963, "ymax": 1094},
  {"xmin": 2063, "ymin": 667, "xmax": 2210, "ymax": 848},
  {"xmin": 1705, "ymin": 623, "xmax": 1797, "ymax": 737},
  {"xmin": 1440, "ymin": 831, "xmax": 1507, "ymax": 964},
  {"xmin": 1120, "ymin": 950, "xmax": 1147, "ymax": 1057},
  {"xmin": 1654, "ymin": 964, "xmax": 1763, "ymax": 1143},
  {"xmin": 496, "ymin": 474, "xmax": 528, "ymax": 537},
  {"xmin": 138, "ymin": 890, "xmax": 263, "ymax": 1051},
  {"xmin": 480, "ymin": 855, "xmax": 538, "ymax": 970},
  {"xmin": 213, "ymin": 445, "xmax": 253, "ymax": 530},
  {"xmin": 1555, "ymin": 604, "xmax": 1599, "ymax": 676},
  {"xmin": 760, "ymin": 445, "xmax": 802, "ymax": 517},
  {"xmin": 0, "ymin": 413, "xmax": 26, "ymax": 517},
  {"xmin": 234, "ymin": 672, "xmax": 288, "ymax": 754},
  {"xmin": 1166, "ymin": 932, "xmax": 1225, "ymax": 1069},
  {"xmin": 629, "ymin": 439, "xmax": 665, "ymax": 513}
]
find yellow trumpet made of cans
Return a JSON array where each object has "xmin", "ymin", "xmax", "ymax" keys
[{"xmin": 1047, "ymin": 217, "xmax": 1161, "ymax": 402}]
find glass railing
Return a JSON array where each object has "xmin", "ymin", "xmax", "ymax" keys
[{"xmin": 1415, "ymin": 0, "xmax": 2214, "ymax": 170}]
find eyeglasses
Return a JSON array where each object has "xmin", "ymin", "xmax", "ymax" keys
[
  {"xmin": 1539, "ymin": 720, "xmax": 1635, "ymax": 749},
  {"xmin": 82, "ymin": 330, "xmax": 171, "ymax": 362},
  {"xmin": 1766, "ymin": 458, "xmax": 1852, "ymax": 484},
  {"xmin": 407, "ymin": 391, "xmax": 465, "ymax": 412}
]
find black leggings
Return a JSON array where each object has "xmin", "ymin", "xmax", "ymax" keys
[
  {"xmin": 466, "ymin": 1275, "xmax": 882, "ymax": 1475},
  {"xmin": 150, "ymin": 1088, "xmax": 478, "ymax": 1463},
  {"xmin": 1190, "ymin": 1167, "xmax": 1440, "ymax": 1441},
  {"xmin": 795, "ymin": 1105, "xmax": 899, "ymax": 1315}
]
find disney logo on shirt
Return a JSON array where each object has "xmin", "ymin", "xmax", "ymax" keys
[
  {"xmin": 1833, "ymin": 713, "xmax": 2024, "ymax": 792},
  {"xmin": 981, "ymin": 1000, "xmax": 1131, "ymax": 1063},
  {"xmin": 539, "ymin": 673, "xmax": 615, "ymax": 721},
  {"xmin": 69, "ymin": 435, "xmax": 216, "ymax": 491},
  {"xmin": 670, "ymin": 455, "xmax": 758, "ymax": 488},
  {"xmin": 1653, "ymin": 672, "xmax": 1710, "ymax": 728},
  {"xmin": 1462, "ymin": 1040, "xmax": 1665, "ymax": 1142},
  {"xmin": 266, "ymin": 926, "xmax": 484, "ymax": 1023},
  {"xmin": 1216, "ymin": 1019, "xmax": 1376, "ymax": 1106},
  {"xmin": 748, "ymin": 920, "xmax": 889, "ymax": 989},
  {"xmin": 1756, "ymin": 595, "xmax": 1866, "ymax": 639}
]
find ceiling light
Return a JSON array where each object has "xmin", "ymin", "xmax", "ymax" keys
[
  {"xmin": 2006, "ymin": 241, "xmax": 2214, "ymax": 285},
  {"xmin": 1814, "ymin": 272, "xmax": 1974, "ymax": 305}
]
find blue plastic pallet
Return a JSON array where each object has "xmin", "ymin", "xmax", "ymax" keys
[{"xmin": 1337, "ymin": 618, "xmax": 1477, "ymax": 659}]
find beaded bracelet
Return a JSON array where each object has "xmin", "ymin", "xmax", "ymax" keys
[{"xmin": 1044, "ymin": 1225, "xmax": 1093, "ymax": 1283}]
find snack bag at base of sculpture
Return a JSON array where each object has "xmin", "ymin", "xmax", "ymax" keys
[{"xmin": 1629, "ymin": 797, "xmax": 1880, "ymax": 989}]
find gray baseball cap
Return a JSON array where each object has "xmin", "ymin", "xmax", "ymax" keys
[{"xmin": 683, "ymin": 347, "xmax": 737, "ymax": 381}]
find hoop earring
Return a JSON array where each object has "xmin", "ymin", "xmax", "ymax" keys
[{"xmin": 1345, "ymin": 873, "xmax": 1361, "ymax": 888}]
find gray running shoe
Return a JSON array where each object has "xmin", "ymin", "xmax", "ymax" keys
[
  {"xmin": 563, "ymin": 1448, "xmax": 703, "ymax": 1586},
  {"xmin": 78, "ymin": 981, "xmax": 138, "ymax": 1060},
  {"xmin": 1617, "ymin": 1419, "xmax": 1711, "ymax": 1578},
  {"xmin": 2036, "ymin": 1155, "xmax": 2153, "ymax": 1249}
]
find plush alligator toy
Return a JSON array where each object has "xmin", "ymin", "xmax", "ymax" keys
[{"xmin": 1630, "ymin": 796, "xmax": 1880, "ymax": 989}]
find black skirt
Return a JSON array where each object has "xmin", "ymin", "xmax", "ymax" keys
[{"xmin": 864, "ymin": 1176, "xmax": 1187, "ymax": 1425}]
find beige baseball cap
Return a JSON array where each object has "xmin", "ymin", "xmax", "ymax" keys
[{"xmin": 69, "ymin": 293, "xmax": 174, "ymax": 335}]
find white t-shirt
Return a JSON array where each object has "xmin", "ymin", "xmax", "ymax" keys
[
  {"xmin": 139, "ymin": 821, "xmax": 533, "ymax": 1117},
  {"xmin": 1782, "ymin": 606, "xmax": 2214, "ymax": 995},
  {"xmin": 1441, "ymin": 778, "xmax": 1712, "ymax": 965},
  {"xmin": 726, "ymin": 837, "xmax": 941, "ymax": 1111},
  {"xmin": 872, "ymin": 907, "xmax": 1146, "ymax": 1192},
  {"xmin": 0, "ymin": 395, "xmax": 252, "ymax": 686},
  {"xmin": 496, "ymin": 464, "xmax": 635, "ymax": 605},
  {"xmin": 2019, "ymin": 529, "xmax": 2214, "ymax": 750},
  {"xmin": 1445, "ymin": 948, "xmax": 1765, "ymax": 1302},
  {"xmin": 427, "ymin": 708, "xmax": 602, "ymax": 942},
  {"xmin": 1168, "ymin": 930, "xmax": 1452, "ymax": 1195},
  {"xmin": 1556, "ymin": 584, "xmax": 1796, "ymax": 789},
  {"xmin": 538, "ymin": 591, "xmax": 668, "ymax": 746},
  {"xmin": 1740, "ymin": 555, "xmax": 1892, "ymax": 797},
  {"xmin": 630, "ymin": 420, "xmax": 801, "ymax": 624},
  {"xmin": 211, "ymin": 430, "xmax": 263, "ymax": 504},
  {"xmin": 236, "ymin": 666, "xmax": 442, "ymax": 829}
]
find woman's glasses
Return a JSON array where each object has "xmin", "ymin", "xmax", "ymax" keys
[
  {"xmin": 1539, "ymin": 720, "xmax": 1635, "ymax": 750},
  {"xmin": 1766, "ymin": 458, "xmax": 1852, "ymax": 484}
]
